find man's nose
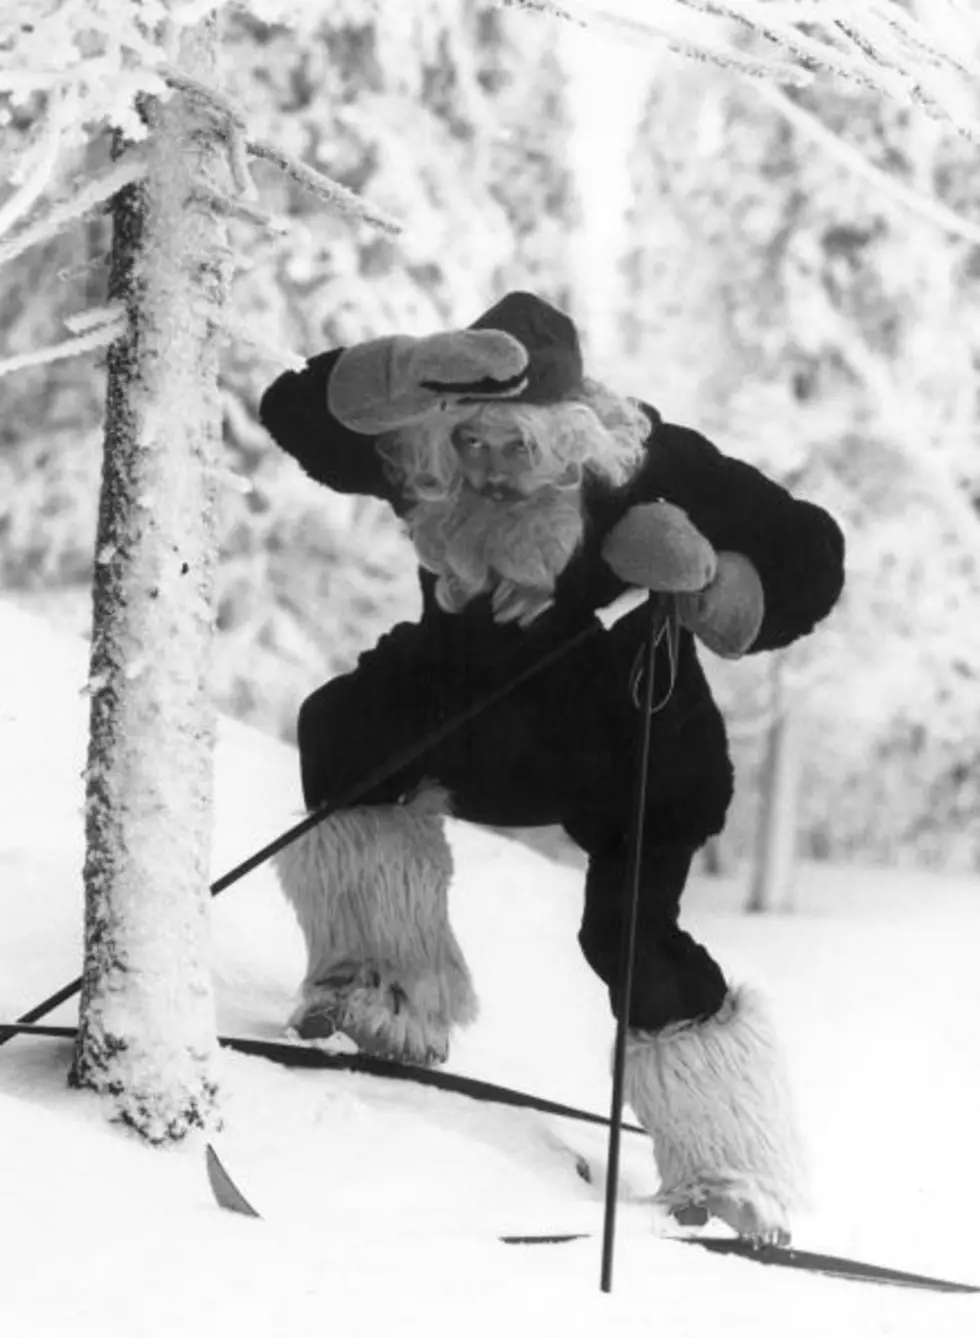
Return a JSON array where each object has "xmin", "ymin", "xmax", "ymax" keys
[{"xmin": 487, "ymin": 450, "xmax": 513, "ymax": 479}]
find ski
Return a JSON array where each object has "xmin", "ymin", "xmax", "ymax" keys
[
  {"xmin": 15, "ymin": 1024, "xmax": 979, "ymax": 1297},
  {"xmin": 203, "ymin": 1144, "xmax": 978, "ymax": 1296},
  {"xmin": 206, "ymin": 1144, "xmax": 260, "ymax": 1219},
  {"xmin": 500, "ymin": 1232, "xmax": 979, "ymax": 1294},
  {"xmin": 1, "ymin": 1022, "xmax": 645, "ymax": 1133}
]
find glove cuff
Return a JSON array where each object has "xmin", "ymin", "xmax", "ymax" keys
[{"xmin": 679, "ymin": 551, "xmax": 764, "ymax": 658}]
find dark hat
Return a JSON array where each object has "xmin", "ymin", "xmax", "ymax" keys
[{"xmin": 469, "ymin": 291, "xmax": 584, "ymax": 404}]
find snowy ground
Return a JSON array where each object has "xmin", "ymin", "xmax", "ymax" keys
[{"xmin": 1, "ymin": 599, "xmax": 978, "ymax": 1337}]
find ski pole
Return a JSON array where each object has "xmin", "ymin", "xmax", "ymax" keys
[
  {"xmin": 1, "ymin": 612, "xmax": 615, "ymax": 1048},
  {"xmin": 600, "ymin": 593, "xmax": 674, "ymax": 1294}
]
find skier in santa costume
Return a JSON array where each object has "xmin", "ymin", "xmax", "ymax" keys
[{"xmin": 259, "ymin": 291, "xmax": 845, "ymax": 1242}]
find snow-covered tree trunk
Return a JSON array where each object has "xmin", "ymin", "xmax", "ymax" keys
[{"xmin": 70, "ymin": 15, "xmax": 231, "ymax": 1142}]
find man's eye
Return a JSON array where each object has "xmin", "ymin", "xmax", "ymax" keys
[{"xmin": 503, "ymin": 440, "xmax": 529, "ymax": 458}]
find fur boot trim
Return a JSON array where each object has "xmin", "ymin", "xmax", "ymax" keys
[
  {"xmin": 274, "ymin": 784, "xmax": 478, "ymax": 1064},
  {"xmin": 624, "ymin": 986, "xmax": 808, "ymax": 1237}
]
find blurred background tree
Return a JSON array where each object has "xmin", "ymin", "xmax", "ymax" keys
[{"xmin": 618, "ymin": 46, "xmax": 980, "ymax": 871}]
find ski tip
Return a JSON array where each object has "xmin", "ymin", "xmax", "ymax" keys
[
  {"xmin": 681, "ymin": 1234, "xmax": 980, "ymax": 1295},
  {"xmin": 499, "ymin": 1230, "xmax": 979, "ymax": 1293},
  {"xmin": 206, "ymin": 1143, "xmax": 262, "ymax": 1220}
]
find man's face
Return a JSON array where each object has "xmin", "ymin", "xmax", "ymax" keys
[{"xmin": 451, "ymin": 421, "xmax": 536, "ymax": 501}]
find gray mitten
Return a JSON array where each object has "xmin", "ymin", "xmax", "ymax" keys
[
  {"xmin": 601, "ymin": 501, "xmax": 717, "ymax": 593},
  {"xmin": 326, "ymin": 330, "xmax": 529, "ymax": 435},
  {"xmin": 677, "ymin": 551, "xmax": 765, "ymax": 658}
]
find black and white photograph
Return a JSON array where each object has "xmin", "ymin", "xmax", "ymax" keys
[{"xmin": 1, "ymin": 1, "xmax": 979, "ymax": 1332}]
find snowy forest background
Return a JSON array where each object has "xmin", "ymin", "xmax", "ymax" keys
[{"xmin": 4, "ymin": 0, "xmax": 980, "ymax": 874}]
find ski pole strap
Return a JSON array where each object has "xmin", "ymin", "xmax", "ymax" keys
[{"xmin": 629, "ymin": 595, "xmax": 680, "ymax": 713}]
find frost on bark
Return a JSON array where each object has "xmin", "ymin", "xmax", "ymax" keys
[{"xmin": 70, "ymin": 18, "xmax": 232, "ymax": 1142}]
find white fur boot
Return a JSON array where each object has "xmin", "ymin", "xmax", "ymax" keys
[
  {"xmin": 623, "ymin": 986, "xmax": 807, "ymax": 1241},
  {"xmin": 274, "ymin": 785, "xmax": 478, "ymax": 1065}
]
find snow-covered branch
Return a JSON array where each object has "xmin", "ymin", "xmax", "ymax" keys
[
  {"xmin": 503, "ymin": 0, "xmax": 980, "ymax": 137},
  {"xmin": 190, "ymin": 186, "xmax": 289, "ymax": 234},
  {"xmin": 0, "ymin": 154, "xmax": 147, "ymax": 270},
  {"xmin": 63, "ymin": 302, "xmax": 126, "ymax": 335},
  {"xmin": 829, "ymin": 12, "xmax": 980, "ymax": 141},
  {"xmin": 676, "ymin": 0, "xmax": 902, "ymax": 89},
  {"xmin": 162, "ymin": 69, "xmax": 400, "ymax": 231},
  {"xmin": 0, "ymin": 87, "xmax": 74, "ymax": 242},
  {"xmin": 246, "ymin": 139, "xmax": 402, "ymax": 235},
  {"xmin": 503, "ymin": 0, "xmax": 813, "ymax": 81},
  {"xmin": 1, "ymin": 18, "xmax": 401, "ymax": 254},
  {"xmin": 867, "ymin": 0, "xmax": 980, "ymax": 83},
  {"xmin": 227, "ymin": 125, "xmax": 256, "ymax": 201},
  {"xmin": 0, "ymin": 312, "xmax": 126, "ymax": 380},
  {"xmin": 162, "ymin": 68, "xmax": 258, "ymax": 199},
  {"xmin": 161, "ymin": 68, "xmax": 249, "ymax": 131}
]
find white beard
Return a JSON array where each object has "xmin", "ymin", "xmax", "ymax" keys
[{"xmin": 407, "ymin": 484, "xmax": 585, "ymax": 614}]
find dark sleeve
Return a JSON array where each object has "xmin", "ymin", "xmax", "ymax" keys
[
  {"xmin": 635, "ymin": 421, "xmax": 845, "ymax": 651},
  {"xmin": 258, "ymin": 349, "xmax": 399, "ymax": 504}
]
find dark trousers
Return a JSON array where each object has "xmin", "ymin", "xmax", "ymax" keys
[{"xmin": 296, "ymin": 618, "xmax": 732, "ymax": 1030}]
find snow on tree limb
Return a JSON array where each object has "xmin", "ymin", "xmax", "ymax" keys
[
  {"xmin": 0, "ymin": 87, "xmax": 74, "ymax": 241},
  {"xmin": 162, "ymin": 69, "xmax": 259, "ymax": 197},
  {"xmin": 0, "ymin": 314, "xmax": 126, "ymax": 380},
  {"xmin": 751, "ymin": 82, "xmax": 980, "ymax": 248},
  {"xmin": 226, "ymin": 125, "xmax": 257, "ymax": 201},
  {"xmin": 63, "ymin": 302, "xmax": 126, "ymax": 334},
  {"xmin": 161, "ymin": 67, "xmax": 249, "ymax": 130},
  {"xmin": 160, "ymin": 69, "xmax": 398, "ymax": 230},
  {"xmin": 500, "ymin": 0, "xmax": 588, "ymax": 28},
  {"xmin": 190, "ymin": 185, "xmax": 289, "ymax": 234},
  {"xmin": 868, "ymin": 0, "xmax": 980, "ymax": 81},
  {"xmin": 675, "ymin": 0, "xmax": 897, "ymax": 86},
  {"xmin": 246, "ymin": 139, "xmax": 402, "ymax": 235},
  {"xmin": 502, "ymin": 0, "xmax": 812, "ymax": 80},
  {"xmin": 0, "ymin": 154, "xmax": 147, "ymax": 269},
  {"xmin": 1, "ymin": 12, "xmax": 401, "ymax": 248},
  {"xmin": 829, "ymin": 13, "xmax": 980, "ymax": 141},
  {"xmin": 502, "ymin": 0, "xmax": 980, "ymax": 137}
]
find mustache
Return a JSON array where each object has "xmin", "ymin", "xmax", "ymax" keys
[
  {"xmin": 468, "ymin": 481, "xmax": 522, "ymax": 503},
  {"xmin": 408, "ymin": 484, "xmax": 584, "ymax": 609}
]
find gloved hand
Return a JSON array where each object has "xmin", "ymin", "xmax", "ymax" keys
[
  {"xmin": 676, "ymin": 550, "xmax": 764, "ymax": 658},
  {"xmin": 601, "ymin": 501, "xmax": 717, "ymax": 593},
  {"xmin": 327, "ymin": 330, "xmax": 529, "ymax": 435}
]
